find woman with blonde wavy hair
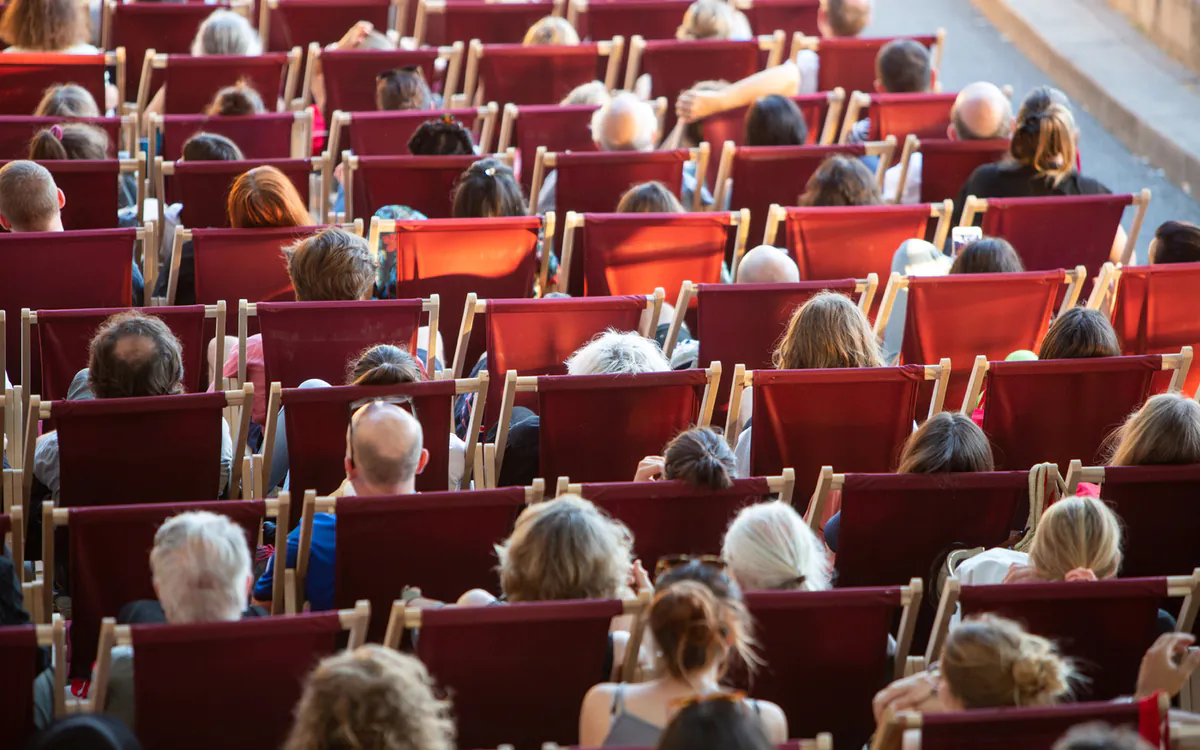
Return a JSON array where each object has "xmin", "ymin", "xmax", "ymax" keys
[{"xmin": 1107, "ymin": 392, "xmax": 1200, "ymax": 467}]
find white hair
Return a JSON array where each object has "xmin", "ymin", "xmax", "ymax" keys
[
  {"xmin": 722, "ymin": 501, "xmax": 830, "ymax": 591},
  {"xmin": 191, "ymin": 9, "xmax": 263, "ymax": 56},
  {"xmin": 590, "ymin": 93, "xmax": 659, "ymax": 152},
  {"xmin": 150, "ymin": 511, "xmax": 252, "ymax": 623},
  {"xmin": 564, "ymin": 329, "xmax": 670, "ymax": 375}
]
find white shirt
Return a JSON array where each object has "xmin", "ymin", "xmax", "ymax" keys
[
  {"xmin": 883, "ymin": 152, "xmax": 923, "ymax": 205},
  {"xmin": 796, "ymin": 50, "xmax": 819, "ymax": 94},
  {"xmin": 4, "ymin": 43, "xmax": 101, "ymax": 54},
  {"xmin": 948, "ymin": 548, "xmax": 1029, "ymax": 626}
]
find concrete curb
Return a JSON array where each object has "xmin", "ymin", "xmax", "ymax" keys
[{"xmin": 972, "ymin": 0, "xmax": 1200, "ymax": 196}]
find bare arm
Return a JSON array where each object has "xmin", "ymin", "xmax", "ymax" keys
[
  {"xmin": 676, "ymin": 61, "xmax": 801, "ymax": 122},
  {"xmin": 579, "ymin": 684, "xmax": 619, "ymax": 748}
]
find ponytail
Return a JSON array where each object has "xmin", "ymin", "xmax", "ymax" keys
[
  {"xmin": 1011, "ymin": 87, "xmax": 1078, "ymax": 187},
  {"xmin": 28, "ymin": 123, "xmax": 109, "ymax": 161},
  {"xmin": 662, "ymin": 427, "xmax": 736, "ymax": 490},
  {"xmin": 28, "ymin": 128, "xmax": 68, "ymax": 160}
]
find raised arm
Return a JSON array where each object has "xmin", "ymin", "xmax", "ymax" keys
[{"xmin": 676, "ymin": 60, "xmax": 801, "ymax": 122}]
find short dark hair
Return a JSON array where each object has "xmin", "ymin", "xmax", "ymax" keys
[
  {"xmin": 1038, "ymin": 307, "xmax": 1122, "ymax": 360},
  {"xmin": 616, "ymin": 181, "xmax": 685, "ymax": 213},
  {"xmin": 825, "ymin": 0, "xmax": 870, "ymax": 37},
  {"xmin": 950, "ymin": 237, "xmax": 1026, "ymax": 274},
  {"xmin": 798, "ymin": 154, "xmax": 882, "ymax": 207},
  {"xmin": 657, "ymin": 697, "xmax": 773, "ymax": 750},
  {"xmin": 451, "ymin": 158, "xmax": 527, "ymax": 218},
  {"xmin": 376, "ymin": 67, "xmax": 433, "ymax": 112},
  {"xmin": 0, "ymin": 160, "xmax": 59, "ymax": 231},
  {"xmin": 347, "ymin": 344, "xmax": 424, "ymax": 385},
  {"xmin": 285, "ymin": 227, "xmax": 377, "ymax": 301},
  {"xmin": 876, "ymin": 39, "xmax": 931, "ymax": 93},
  {"xmin": 181, "ymin": 132, "xmax": 244, "ymax": 162},
  {"xmin": 408, "ymin": 117, "xmax": 474, "ymax": 156},
  {"xmin": 88, "ymin": 311, "xmax": 185, "ymax": 399},
  {"xmin": 743, "ymin": 94, "xmax": 809, "ymax": 147},
  {"xmin": 663, "ymin": 427, "xmax": 736, "ymax": 490},
  {"xmin": 1153, "ymin": 220, "xmax": 1200, "ymax": 265}
]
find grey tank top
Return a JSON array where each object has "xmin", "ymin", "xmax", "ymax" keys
[{"xmin": 601, "ymin": 684, "xmax": 763, "ymax": 748}]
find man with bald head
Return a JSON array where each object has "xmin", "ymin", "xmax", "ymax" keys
[
  {"xmin": 253, "ymin": 402, "xmax": 428, "ymax": 611},
  {"xmin": 735, "ymin": 244, "xmax": 800, "ymax": 284}
]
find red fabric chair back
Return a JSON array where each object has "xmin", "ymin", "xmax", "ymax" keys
[
  {"xmin": 0, "ymin": 53, "xmax": 107, "ymax": 115},
  {"xmin": 66, "ymin": 500, "xmax": 264, "ymax": 678},
  {"xmin": 696, "ymin": 280, "xmax": 858, "ymax": 414},
  {"xmin": 1110, "ymin": 262, "xmax": 1200, "ymax": 396},
  {"xmin": 281, "ymin": 380, "xmax": 455, "ymax": 495},
  {"xmin": 476, "ymin": 43, "xmax": 605, "ymax": 105},
  {"xmin": 814, "ymin": 35, "xmax": 939, "ymax": 93},
  {"xmin": 977, "ymin": 194, "xmax": 1133, "ymax": 282},
  {"xmin": 484, "ymin": 296, "xmax": 648, "ymax": 427},
  {"xmin": 741, "ymin": 0, "xmax": 821, "ymax": 37},
  {"xmin": 638, "ymin": 39, "xmax": 761, "ymax": 131},
  {"xmin": 0, "ymin": 159, "xmax": 123, "ymax": 229},
  {"xmin": 345, "ymin": 109, "xmax": 485, "ymax": 158},
  {"xmin": 900, "ymin": 271, "xmax": 1063, "ymax": 409},
  {"xmin": 958, "ymin": 578, "xmax": 1168, "ymax": 700},
  {"xmin": 0, "ymin": 626, "xmax": 43, "ymax": 745},
  {"xmin": 257, "ymin": 299, "xmax": 424, "ymax": 387},
  {"xmin": 863, "ymin": 92, "xmax": 956, "ymax": 142},
  {"xmin": 728, "ymin": 144, "xmax": 865, "ymax": 245},
  {"xmin": 351, "ymin": 153, "xmax": 477, "ymax": 219},
  {"xmin": 189, "ymin": 226, "xmax": 326, "ymax": 306},
  {"xmin": 415, "ymin": 599, "xmax": 625, "ymax": 748},
  {"xmin": 266, "ymin": 0, "xmax": 391, "ymax": 51},
  {"xmin": 334, "ymin": 487, "xmax": 527, "ymax": 638},
  {"xmin": 320, "ymin": 49, "xmax": 441, "ymax": 116},
  {"xmin": 980, "ymin": 355, "xmax": 1161, "ymax": 471},
  {"xmin": 130, "ymin": 613, "xmax": 345, "ymax": 750},
  {"xmin": 110, "ymin": 3, "xmax": 225, "ymax": 95},
  {"xmin": 507, "ymin": 104, "xmax": 600, "ymax": 194},
  {"xmin": 159, "ymin": 113, "xmax": 297, "ymax": 160},
  {"xmin": 0, "ymin": 116, "xmax": 122, "ymax": 159},
  {"xmin": 536, "ymin": 370, "xmax": 709, "ymax": 483},
  {"xmin": 783, "ymin": 204, "xmax": 931, "ymax": 288},
  {"xmin": 575, "ymin": 212, "xmax": 729, "ymax": 300},
  {"xmin": 424, "ymin": 1, "xmax": 555, "ymax": 45},
  {"xmin": 700, "ymin": 94, "xmax": 829, "ymax": 185},
  {"xmin": 743, "ymin": 587, "xmax": 906, "ymax": 749},
  {"xmin": 575, "ymin": 477, "xmax": 772, "ymax": 569},
  {"xmin": 35, "ymin": 306, "xmax": 209, "ymax": 401},
  {"xmin": 0, "ymin": 228, "xmax": 134, "ymax": 387},
  {"xmin": 749, "ymin": 366, "xmax": 925, "ymax": 487},
  {"xmin": 1094, "ymin": 464, "xmax": 1200, "ymax": 580},
  {"xmin": 587, "ymin": 0, "xmax": 690, "ymax": 42},
  {"xmin": 915, "ymin": 701, "xmax": 1146, "ymax": 750},
  {"xmin": 165, "ymin": 159, "xmax": 314, "ymax": 229},
  {"xmin": 916, "ymin": 138, "xmax": 1010, "ymax": 203},
  {"xmin": 161, "ymin": 54, "xmax": 290, "ymax": 114}
]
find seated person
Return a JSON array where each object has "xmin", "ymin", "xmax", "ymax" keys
[
  {"xmin": 844, "ymin": 38, "xmax": 932, "ymax": 145},
  {"xmin": 616, "ymin": 180, "xmax": 686, "ymax": 213},
  {"xmin": 724, "ymin": 500, "xmax": 830, "ymax": 591},
  {"xmin": 27, "ymin": 123, "xmax": 136, "ymax": 210},
  {"xmin": 523, "ymin": 15, "xmax": 579, "ymax": 45},
  {"xmin": 633, "ymin": 426, "xmax": 736, "ymax": 489},
  {"xmin": 1149, "ymin": 220, "xmax": 1200, "ymax": 264},
  {"xmin": 205, "ymin": 82, "xmax": 265, "ymax": 116},
  {"xmin": 34, "ymin": 83, "xmax": 101, "ymax": 118}
]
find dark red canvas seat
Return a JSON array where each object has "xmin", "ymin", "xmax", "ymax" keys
[
  {"xmin": 910, "ymin": 138, "xmax": 1010, "ymax": 203},
  {"xmin": 585, "ymin": 0, "xmax": 689, "ymax": 42},
  {"xmin": 155, "ymin": 113, "xmax": 300, "ymax": 160},
  {"xmin": 347, "ymin": 154, "xmax": 478, "ymax": 220},
  {"xmin": 739, "ymin": 0, "xmax": 821, "ymax": 38},
  {"xmin": 317, "ymin": 48, "xmax": 443, "ymax": 116},
  {"xmin": 264, "ymin": 0, "xmax": 392, "ymax": 52},
  {"xmin": 161, "ymin": 159, "xmax": 315, "ymax": 230},
  {"xmin": 157, "ymin": 53, "xmax": 292, "ymax": 114},
  {"xmin": 853, "ymin": 92, "xmax": 957, "ymax": 143},
  {"xmin": 0, "ymin": 624, "xmax": 52, "ymax": 745},
  {"xmin": 0, "ymin": 159, "xmax": 128, "ymax": 229},
  {"xmin": 0, "ymin": 53, "xmax": 108, "ymax": 115},
  {"xmin": 418, "ymin": 0, "xmax": 556, "ymax": 45},
  {"xmin": 894, "ymin": 701, "xmax": 1155, "ymax": 750},
  {"xmin": 498, "ymin": 104, "xmax": 600, "ymax": 194},
  {"xmin": 632, "ymin": 38, "xmax": 765, "ymax": 131},
  {"xmin": 470, "ymin": 43, "xmax": 613, "ymax": 105},
  {"xmin": 105, "ymin": 2, "xmax": 223, "ymax": 96},
  {"xmin": 0, "ymin": 116, "xmax": 124, "ymax": 160},
  {"xmin": 803, "ymin": 34, "xmax": 941, "ymax": 93},
  {"xmin": 183, "ymin": 226, "xmax": 330, "ymax": 307},
  {"xmin": 336, "ymin": 109, "xmax": 490, "ymax": 166},
  {"xmin": 1107, "ymin": 261, "xmax": 1200, "ymax": 396},
  {"xmin": 700, "ymin": 92, "xmax": 837, "ymax": 160}
]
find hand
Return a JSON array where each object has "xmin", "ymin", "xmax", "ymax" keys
[
  {"xmin": 630, "ymin": 560, "xmax": 652, "ymax": 595},
  {"xmin": 336, "ymin": 21, "xmax": 374, "ymax": 50},
  {"xmin": 1001, "ymin": 563, "xmax": 1039, "ymax": 583},
  {"xmin": 872, "ymin": 671, "xmax": 945, "ymax": 725},
  {"xmin": 634, "ymin": 456, "xmax": 665, "ymax": 482},
  {"xmin": 333, "ymin": 161, "xmax": 346, "ymax": 185},
  {"xmin": 1136, "ymin": 633, "xmax": 1200, "ymax": 699},
  {"xmin": 675, "ymin": 89, "xmax": 723, "ymax": 122}
]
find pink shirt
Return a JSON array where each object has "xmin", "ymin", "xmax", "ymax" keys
[{"xmin": 209, "ymin": 334, "xmax": 267, "ymax": 424}]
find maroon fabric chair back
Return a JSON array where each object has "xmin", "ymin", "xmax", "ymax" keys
[
  {"xmin": 0, "ymin": 228, "xmax": 134, "ymax": 387},
  {"xmin": 0, "ymin": 626, "xmax": 42, "ymax": 745},
  {"xmin": 415, "ymin": 599, "xmax": 624, "ymax": 749},
  {"xmin": 161, "ymin": 54, "xmax": 290, "ymax": 114},
  {"xmin": 110, "ymin": 3, "xmax": 225, "ymax": 95},
  {"xmin": 476, "ymin": 43, "xmax": 605, "ymax": 105},
  {"xmin": 507, "ymin": 104, "xmax": 600, "ymax": 194},
  {"xmin": 741, "ymin": 0, "xmax": 821, "ymax": 37},
  {"xmin": 744, "ymin": 587, "xmax": 905, "ymax": 749},
  {"xmin": 957, "ymin": 578, "xmax": 1168, "ymax": 700},
  {"xmin": 165, "ymin": 159, "xmax": 314, "ymax": 229},
  {"xmin": 351, "ymin": 154, "xmax": 477, "ymax": 219},
  {"xmin": 0, "ymin": 53, "xmax": 107, "ymax": 115},
  {"xmin": 916, "ymin": 701, "xmax": 1146, "ymax": 750},
  {"xmin": 587, "ymin": 0, "xmax": 690, "ymax": 42},
  {"xmin": 783, "ymin": 204, "xmax": 931, "ymax": 288},
  {"xmin": 36, "ymin": 306, "xmax": 209, "ymax": 401},
  {"xmin": 536, "ymin": 370, "xmax": 709, "ymax": 483},
  {"xmin": 728, "ymin": 144, "xmax": 865, "ymax": 244},
  {"xmin": 281, "ymin": 381, "xmax": 455, "ymax": 495},
  {"xmin": 346, "ymin": 109, "xmax": 485, "ymax": 158},
  {"xmin": 1094, "ymin": 464, "xmax": 1200, "ymax": 579},
  {"xmin": 900, "ymin": 271, "xmax": 1063, "ymax": 409},
  {"xmin": 130, "ymin": 613, "xmax": 345, "ymax": 750},
  {"xmin": 266, "ymin": 0, "xmax": 391, "ymax": 51},
  {"xmin": 1110, "ymin": 262, "xmax": 1200, "ymax": 396},
  {"xmin": 917, "ymin": 138, "xmax": 1010, "ymax": 203},
  {"xmin": 700, "ymin": 93, "xmax": 828, "ymax": 185},
  {"xmin": 978, "ymin": 194, "xmax": 1133, "ymax": 282},
  {"xmin": 749, "ymin": 366, "xmax": 924, "ymax": 487},
  {"xmin": 576, "ymin": 478, "xmax": 771, "ymax": 568},
  {"xmin": 815, "ymin": 35, "xmax": 939, "ymax": 93},
  {"xmin": 159, "ymin": 113, "xmax": 297, "ymax": 160},
  {"xmin": 863, "ymin": 92, "xmax": 956, "ymax": 142},
  {"xmin": 484, "ymin": 296, "xmax": 648, "ymax": 427},
  {"xmin": 575, "ymin": 212, "xmax": 728, "ymax": 300},
  {"xmin": 638, "ymin": 39, "xmax": 761, "ymax": 131},
  {"xmin": 66, "ymin": 500, "xmax": 264, "ymax": 678},
  {"xmin": 257, "ymin": 299, "xmax": 424, "ymax": 387},
  {"xmin": 980, "ymin": 355, "xmax": 1161, "ymax": 471},
  {"xmin": 321, "ymin": 49, "xmax": 440, "ymax": 116},
  {"xmin": 424, "ymin": 1, "xmax": 555, "ymax": 45},
  {"xmin": 334, "ymin": 488, "xmax": 527, "ymax": 638},
  {"xmin": 696, "ymin": 280, "xmax": 858, "ymax": 414},
  {"xmin": 387, "ymin": 216, "xmax": 542, "ymax": 365},
  {"xmin": 0, "ymin": 159, "xmax": 123, "ymax": 229},
  {"xmin": 189, "ymin": 226, "xmax": 325, "ymax": 306},
  {"xmin": 0, "ymin": 116, "xmax": 122, "ymax": 159}
]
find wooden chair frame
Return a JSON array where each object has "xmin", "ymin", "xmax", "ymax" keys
[
  {"xmin": 663, "ymin": 274, "xmax": 878, "ymax": 358},
  {"xmin": 340, "ymin": 150, "xmax": 513, "ymax": 223},
  {"xmin": 451, "ymin": 288, "xmax": 665, "ymax": 379},
  {"xmin": 788, "ymin": 27, "xmax": 947, "ymax": 85},
  {"xmin": 500, "ymin": 97, "xmax": 668, "ymax": 161},
  {"xmin": 837, "ymin": 91, "xmax": 957, "ymax": 146},
  {"xmin": 624, "ymin": 32, "xmax": 786, "ymax": 92},
  {"xmin": 960, "ymin": 188, "xmax": 1152, "ymax": 266},
  {"xmin": 147, "ymin": 110, "xmax": 313, "ymax": 176},
  {"xmin": 259, "ymin": 0, "xmax": 405, "ymax": 51},
  {"xmin": 9, "ymin": 616, "xmax": 69, "ymax": 717},
  {"xmin": 871, "ymin": 265, "xmax": 1087, "ymax": 339},
  {"xmin": 412, "ymin": 0, "xmax": 564, "ymax": 47},
  {"xmin": 1086, "ymin": 261, "xmax": 1120, "ymax": 315},
  {"xmin": 461, "ymin": 37, "xmax": 625, "ymax": 107},
  {"xmin": 556, "ymin": 468, "xmax": 796, "ymax": 504},
  {"xmin": 763, "ymin": 194, "xmax": 950, "ymax": 250},
  {"xmin": 99, "ymin": 0, "xmax": 254, "ymax": 50},
  {"xmin": 531, "ymin": 144, "xmax": 709, "ymax": 216},
  {"xmin": 136, "ymin": 47, "xmax": 301, "ymax": 117},
  {"xmin": 3, "ymin": 506, "xmax": 31, "ymax": 620},
  {"xmin": 303, "ymin": 41, "xmax": 465, "ymax": 111}
]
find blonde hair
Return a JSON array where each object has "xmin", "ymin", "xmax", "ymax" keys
[
  {"xmin": 772, "ymin": 291, "xmax": 883, "ymax": 370},
  {"xmin": 560, "ymin": 80, "xmax": 610, "ymax": 107},
  {"xmin": 523, "ymin": 16, "xmax": 579, "ymax": 45},
  {"xmin": 650, "ymin": 580, "xmax": 760, "ymax": 680},
  {"xmin": 676, "ymin": 0, "xmax": 752, "ymax": 40},
  {"xmin": 283, "ymin": 646, "xmax": 455, "ymax": 750},
  {"xmin": 1028, "ymin": 496, "xmax": 1122, "ymax": 582},
  {"xmin": 191, "ymin": 9, "xmax": 262, "ymax": 56},
  {"xmin": 1107, "ymin": 393, "xmax": 1200, "ymax": 467},
  {"xmin": 722, "ymin": 501, "xmax": 830, "ymax": 592},
  {"xmin": 498, "ymin": 495, "xmax": 633, "ymax": 602},
  {"xmin": 1011, "ymin": 87, "xmax": 1077, "ymax": 188},
  {"xmin": 941, "ymin": 614, "xmax": 1076, "ymax": 709}
]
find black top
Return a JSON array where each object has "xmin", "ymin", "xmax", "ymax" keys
[{"xmin": 952, "ymin": 161, "xmax": 1111, "ymax": 226}]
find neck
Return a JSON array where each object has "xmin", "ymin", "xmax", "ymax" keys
[
  {"xmin": 13, "ymin": 217, "xmax": 62, "ymax": 233},
  {"xmin": 665, "ymin": 663, "xmax": 724, "ymax": 693},
  {"xmin": 352, "ymin": 477, "xmax": 416, "ymax": 497}
]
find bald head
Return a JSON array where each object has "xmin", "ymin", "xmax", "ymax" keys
[
  {"xmin": 821, "ymin": 0, "xmax": 872, "ymax": 38},
  {"xmin": 346, "ymin": 402, "xmax": 426, "ymax": 494},
  {"xmin": 736, "ymin": 245, "xmax": 799, "ymax": 284},
  {"xmin": 951, "ymin": 82, "xmax": 1013, "ymax": 141},
  {"xmin": 591, "ymin": 92, "xmax": 659, "ymax": 152}
]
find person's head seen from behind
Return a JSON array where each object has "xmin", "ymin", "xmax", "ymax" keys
[{"xmin": 0, "ymin": 160, "xmax": 65, "ymax": 232}]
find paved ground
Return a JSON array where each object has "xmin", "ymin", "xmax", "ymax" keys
[{"xmin": 865, "ymin": 0, "xmax": 1200, "ymax": 261}]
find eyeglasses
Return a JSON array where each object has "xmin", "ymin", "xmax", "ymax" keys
[
  {"xmin": 347, "ymin": 395, "xmax": 417, "ymax": 468},
  {"xmin": 655, "ymin": 554, "xmax": 726, "ymax": 577}
]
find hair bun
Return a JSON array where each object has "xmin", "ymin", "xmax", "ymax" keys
[{"xmin": 1010, "ymin": 637, "xmax": 1068, "ymax": 705}]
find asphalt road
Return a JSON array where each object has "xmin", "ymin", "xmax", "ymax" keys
[{"xmin": 866, "ymin": 0, "xmax": 1200, "ymax": 261}]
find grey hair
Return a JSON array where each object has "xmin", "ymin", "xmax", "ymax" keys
[
  {"xmin": 192, "ymin": 9, "xmax": 263, "ymax": 56},
  {"xmin": 722, "ymin": 501, "xmax": 830, "ymax": 591},
  {"xmin": 564, "ymin": 329, "xmax": 670, "ymax": 375},
  {"xmin": 150, "ymin": 511, "xmax": 252, "ymax": 623}
]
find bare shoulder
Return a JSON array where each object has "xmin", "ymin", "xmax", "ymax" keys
[{"xmin": 753, "ymin": 699, "xmax": 789, "ymax": 744}]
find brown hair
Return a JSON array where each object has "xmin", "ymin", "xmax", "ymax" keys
[
  {"xmin": 181, "ymin": 132, "xmax": 244, "ymax": 162},
  {"xmin": 0, "ymin": 160, "xmax": 59, "ymax": 231},
  {"xmin": 346, "ymin": 344, "xmax": 423, "ymax": 386},
  {"xmin": 497, "ymin": 495, "xmax": 632, "ymax": 602},
  {"xmin": 407, "ymin": 117, "xmax": 474, "ymax": 156},
  {"xmin": 663, "ymin": 427, "xmax": 736, "ymax": 490},
  {"xmin": 941, "ymin": 614, "xmax": 1076, "ymax": 709},
  {"xmin": 772, "ymin": 291, "xmax": 883, "ymax": 370},
  {"xmin": 676, "ymin": 0, "xmax": 749, "ymax": 40},
  {"xmin": 376, "ymin": 67, "xmax": 433, "ymax": 112},
  {"xmin": 452, "ymin": 158, "xmax": 527, "ymax": 218},
  {"xmin": 896, "ymin": 412, "xmax": 995, "ymax": 473},
  {"xmin": 206, "ymin": 82, "xmax": 265, "ymax": 116},
  {"xmin": 284, "ymin": 227, "xmax": 377, "ymax": 302},
  {"xmin": 824, "ymin": 0, "xmax": 870, "ymax": 37},
  {"xmin": 0, "ymin": 0, "xmax": 89, "ymax": 51},
  {"xmin": 950, "ymin": 237, "xmax": 1025, "ymax": 275},
  {"xmin": 34, "ymin": 83, "xmax": 100, "ymax": 117},
  {"xmin": 522, "ymin": 15, "xmax": 579, "ymax": 45},
  {"xmin": 1151, "ymin": 221, "xmax": 1200, "ymax": 265},
  {"xmin": 1107, "ymin": 393, "xmax": 1200, "ymax": 467},
  {"xmin": 744, "ymin": 95, "xmax": 808, "ymax": 147},
  {"xmin": 616, "ymin": 181, "xmax": 685, "ymax": 213},
  {"xmin": 1010, "ymin": 87, "xmax": 1077, "ymax": 188},
  {"xmin": 227, "ymin": 166, "xmax": 311, "ymax": 229},
  {"xmin": 28, "ymin": 122, "xmax": 109, "ymax": 160},
  {"xmin": 650, "ymin": 580, "xmax": 759, "ymax": 680},
  {"xmin": 283, "ymin": 645, "xmax": 455, "ymax": 750},
  {"xmin": 875, "ymin": 38, "xmax": 932, "ymax": 94},
  {"xmin": 1027, "ymin": 496, "xmax": 1122, "ymax": 582},
  {"xmin": 798, "ymin": 154, "xmax": 882, "ymax": 207},
  {"xmin": 88, "ymin": 311, "xmax": 185, "ymax": 400},
  {"xmin": 1037, "ymin": 307, "xmax": 1121, "ymax": 360}
]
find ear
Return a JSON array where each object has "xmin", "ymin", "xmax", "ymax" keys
[
  {"xmin": 946, "ymin": 123, "xmax": 956, "ymax": 140},
  {"xmin": 0, "ymin": 215, "xmax": 10, "ymax": 231},
  {"xmin": 344, "ymin": 456, "xmax": 355, "ymax": 480},
  {"xmin": 56, "ymin": 188, "xmax": 65, "ymax": 210},
  {"xmin": 873, "ymin": 79, "xmax": 884, "ymax": 94},
  {"xmin": 416, "ymin": 448, "xmax": 430, "ymax": 475}
]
